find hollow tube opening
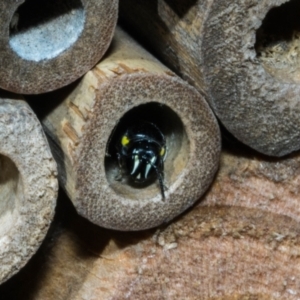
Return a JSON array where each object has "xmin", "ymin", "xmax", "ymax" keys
[
  {"xmin": 0, "ymin": 155, "xmax": 22, "ymax": 237},
  {"xmin": 9, "ymin": 0, "xmax": 85, "ymax": 62},
  {"xmin": 255, "ymin": 0, "xmax": 300, "ymax": 83},
  {"xmin": 105, "ymin": 102, "xmax": 189, "ymax": 200}
]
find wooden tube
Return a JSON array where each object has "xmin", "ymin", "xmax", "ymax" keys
[
  {"xmin": 29, "ymin": 27, "xmax": 221, "ymax": 231},
  {"xmin": 120, "ymin": 0, "xmax": 300, "ymax": 157},
  {"xmin": 0, "ymin": 94, "xmax": 58, "ymax": 284},
  {"xmin": 0, "ymin": 0, "xmax": 118, "ymax": 94}
]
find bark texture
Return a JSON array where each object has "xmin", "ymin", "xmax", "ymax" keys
[
  {"xmin": 29, "ymin": 27, "xmax": 221, "ymax": 231},
  {"xmin": 0, "ymin": 0, "xmax": 118, "ymax": 94},
  {"xmin": 1, "ymin": 145, "xmax": 300, "ymax": 299},
  {"xmin": 0, "ymin": 94, "xmax": 58, "ymax": 284},
  {"xmin": 120, "ymin": 0, "xmax": 300, "ymax": 157}
]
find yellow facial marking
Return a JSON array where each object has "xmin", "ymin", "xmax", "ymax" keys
[
  {"xmin": 160, "ymin": 147, "xmax": 165, "ymax": 156},
  {"xmin": 121, "ymin": 135, "xmax": 130, "ymax": 146}
]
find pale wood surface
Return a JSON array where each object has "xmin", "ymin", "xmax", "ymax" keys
[
  {"xmin": 1, "ymin": 142, "xmax": 300, "ymax": 299},
  {"xmin": 0, "ymin": 93, "xmax": 58, "ymax": 284},
  {"xmin": 120, "ymin": 0, "xmax": 300, "ymax": 157},
  {"xmin": 29, "ymin": 27, "xmax": 220, "ymax": 231}
]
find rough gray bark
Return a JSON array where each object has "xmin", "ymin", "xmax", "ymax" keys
[
  {"xmin": 0, "ymin": 94, "xmax": 58, "ymax": 284},
  {"xmin": 0, "ymin": 0, "xmax": 118, "ymax": 94},
  {"xmin": 30, "ymin": 28, "xmax": 221, "ymax": 231},
  {"xmin": 120, "ymin": 0, "xmax": 300, "ymax": 157}
]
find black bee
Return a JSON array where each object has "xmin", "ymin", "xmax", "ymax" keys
[{"xmin": 116, "ymin": 121, "xmax": 167, "ymax": 199}]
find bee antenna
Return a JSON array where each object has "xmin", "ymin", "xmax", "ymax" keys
[{"xmin": 157, "ymin": 170, "xmax": 166, "ymax": 200}]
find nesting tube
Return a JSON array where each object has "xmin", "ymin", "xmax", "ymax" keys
[
  {"xmin": 0, "ymin": 0, "xmax": 118, "ymax": 94},
  {"xmin": 0, "ymin": 94, "xmax": 57, "ymax": 284},
  {"xmin": 120, "ymin": 0, "xmax": 300, "ymax": 156},
  {"xmin": 31, "ymin": 28, "xmax": 220, "ymax": 231}
]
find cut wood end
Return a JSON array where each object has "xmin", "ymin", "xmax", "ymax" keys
[
  {"xmin": 202, "ymin": 0, "xmax": 300, "ymax": 157},
  {"xmin": 0, "ymin": 0, "xmax": 118, "ymax": 94},
  {"xmin": 75, "ymin": 73, "xmax": 221, "ymax": 230},
  {"xmin": 0, "ymin": 97, "xmax": 58, "ymax": 284}
]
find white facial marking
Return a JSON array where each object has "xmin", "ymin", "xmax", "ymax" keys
[
  {"xmin": 145, "ymin": 156, "xmax": 157, "ymax": 179},
  {"xmin": 144, "ymin": 163, "xmax": 152, "ymax": 179},
  {"xmin": 136, "ymin": 173, "xmax": 141, "ymax": 180},
  {"xmin": 131, "ymin": 155, "xmax": 140, "ymax": 175}
]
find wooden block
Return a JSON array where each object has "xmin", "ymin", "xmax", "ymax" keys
[
  {"xmin": 29, "ymin": 27, "xmax": 221, "ymax": 231},
  {"xmin": 2, "ymin": 145, "xmax": 300, "ymax": 299},
  {"xmin": 0, "ymin": 93, "xmax": 58, "ymax": 284},
  {"xmin": 0, "ymin": 0, "xmax": 118, "ymax": 94},
  {"xmin": 120, "ymin": 0, "xmax": 300, "ymax": 157}
]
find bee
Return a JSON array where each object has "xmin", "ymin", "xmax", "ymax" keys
[{"xmin": 115, "ymin": 121, "xmax": 167, "ymax": 199}]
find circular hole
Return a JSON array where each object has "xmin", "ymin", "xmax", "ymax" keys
[
  {"xmin": 255, "ymin": 0, "xmax": 300, "ymax": 83},
  {"xmin": 9, "ymin": 0, "xmax": 85, "ymax": 62},
  {"xmin": 0, "ymin": 155, "xmax": 22, "ymax": 237},
  {"xmin": 105, "ymin": 102, "xmax": 189, "ymax": 200}
]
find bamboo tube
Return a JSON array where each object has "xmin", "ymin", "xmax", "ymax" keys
[
  {"xmin": 0, "ymin": 93, "xmax": 58, "ymax": 284},
  {"xmin": 0, "ymin": 0, "xmax": 118, "ymax": 94},
  {"xmin": 29, "ymin": 27, "xmax": 221, "ymax": 231},
  {"xmin": 120, "ymin": 0, "xmax": 300, "ymax": 157}
]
